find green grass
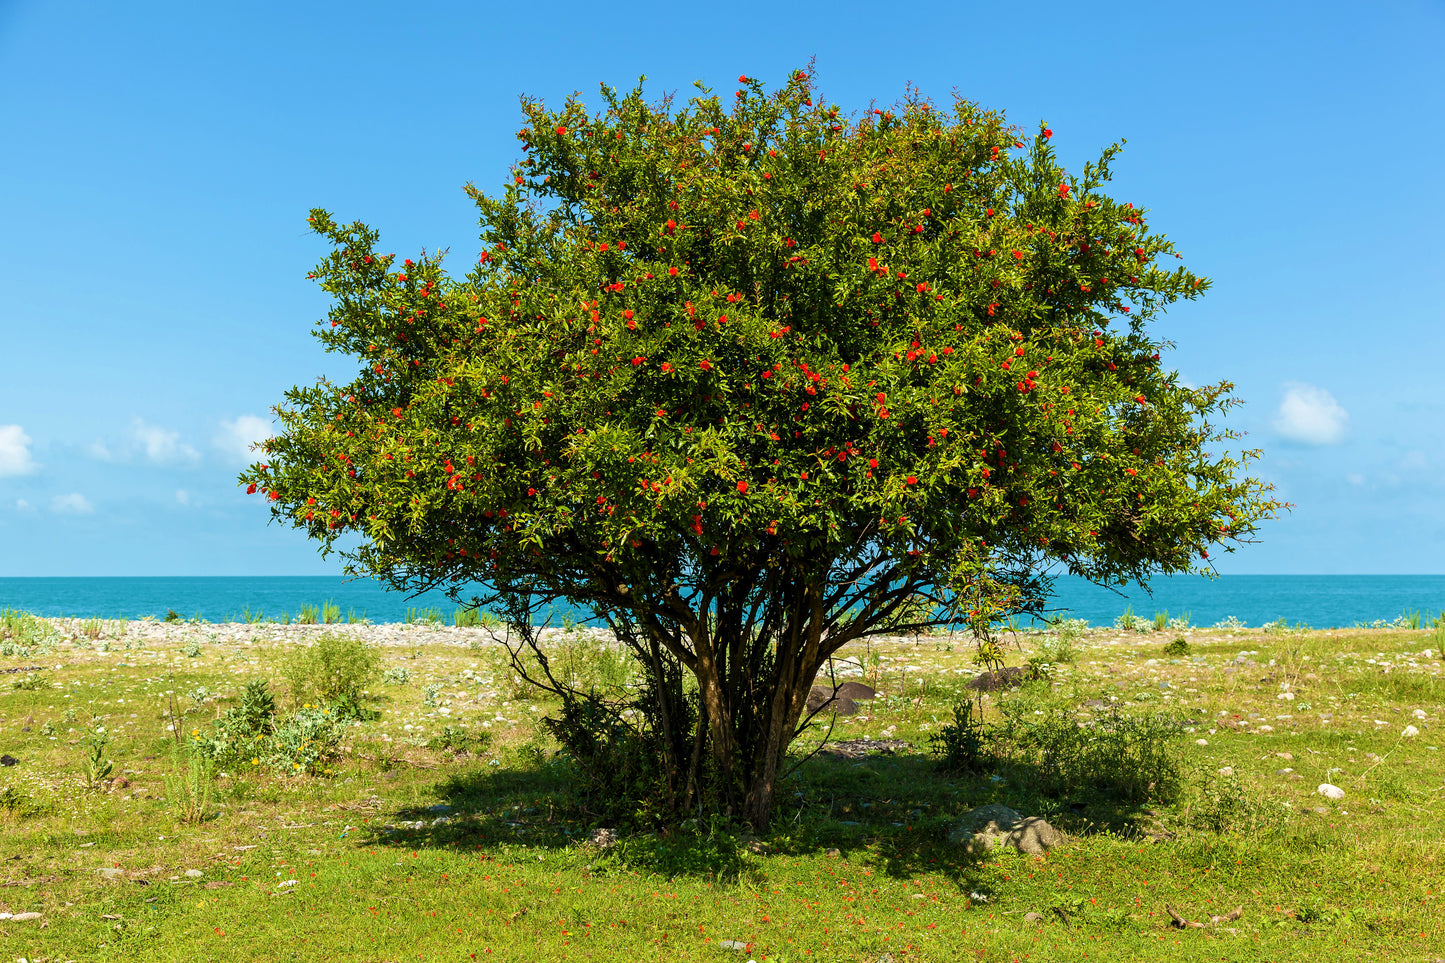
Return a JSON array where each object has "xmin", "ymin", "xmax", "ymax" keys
[{"xmin": 1, "ymin": 616, "xmax": 1443, "ymax": 960}]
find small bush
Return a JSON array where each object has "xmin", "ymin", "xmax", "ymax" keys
[
  {"xmin": 1114, "ymin": 606, "xmax": 1144, "ymax": 632},
  {"xmin": 11, "ymin": 671, "xmax": 51, "ymax": 691},
  {"xmin": 280, "ymin": 632, "xmax": 381, "ymax": 710},
  {"xmin": 192, "ymin": 680, "xmax": 277, "ymax": 768},
  {"xmin": 930, "ymin": 699, "xmax": 989, "ymax": 773},
  {"xmin": 321, "ymin": 601, "xmax": 342, "ymax": 624},
  {"xmin": 164, "ymin": 609, "xmax": 183, "ymax": 623},
  {"xmin": 1164, "ymin": 637, "xmax": 1191, "ymax": 657},
  {"xmin": 995, "ymin": 703, "xmax": 1184, "ymax": 805},
  {"xmin": 454, "ymin": 606, "xmax": 499, "ymax": 629},
  {"xmin": 1180, "ymin": 765, "xmax": 1285, "ymax": 835},
  {"xmin": 164, "ymin": 749, "xmax": 216, "ymax": 823},
  {"xmin": 267, "ymin": 706, "xmax": 349, "ymax": 776},
  {"xmin": 297, "ymin": 604, "xmax": 319, "ymax": 625},
  {"xmin": 426, "ymin": 723, "xmax": 493, "ymax": 756}
]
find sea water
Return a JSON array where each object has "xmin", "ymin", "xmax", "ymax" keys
[{"xmin": 1, "ymin": 574, "xmax": 1442, "ymax": 629}]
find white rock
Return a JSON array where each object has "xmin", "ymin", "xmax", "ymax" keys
[
  {"xmin": 1413, "ymin": 709, "xmax": 1427, "ymax": 720},
  {"xmin": 184, "ymin": 869, "xmax": 204, "ymax": 878},
  {"xmin": 9, "ymin": 912, "xmax": 42, "ymax": 921},
  {"xmin": 1402, "ymin": 725, "xmax": 1420, "ymax": 738},
  {"xmin": 277, "ymin": 879, "xmax": 297, "ymax": 889},
  {"xmin": 1195, "ymin": 738, "xmax": 1208, "ymax": 746},
  {"xmin": 1317, "ymin": 783, "xmax": 1346, "ymax": 800},
  {"xmin": 1218, "ymin": 767, "xmax": 1234, "ymax": 776}
]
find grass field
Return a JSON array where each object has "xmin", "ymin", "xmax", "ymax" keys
[{"xmin": 2, "ymin": 610, "xmax": 1443, "ymax": 962}]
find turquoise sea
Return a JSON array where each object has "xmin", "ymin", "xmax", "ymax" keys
[{"xmin": 1, "ymin": 574, "xmax": 1442, "ymax": 629}]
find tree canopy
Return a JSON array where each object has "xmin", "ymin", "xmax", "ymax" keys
[{"xmin": 242, "ymin": 70, "xmax": 1281, "ymax": 827}]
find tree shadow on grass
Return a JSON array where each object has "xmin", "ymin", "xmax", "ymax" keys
[{"xmin": 354, "ymin": 744, "xmax": 1163, "ymax": 892}]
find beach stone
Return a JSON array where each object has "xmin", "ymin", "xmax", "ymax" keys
[
  {"xmin": 0, "ymin": 754, "xmax": 18, "ymax": 766},
  {"xmin": 950, "ymin": 804, "xmax": 1066, "ymax": 855},
  {"xmin": 1413, "ymin": 709, "xmax": 1427, "ymax": 720},
  {"xmin": 1402, "ymin": 725, "xmax": 1420, "ymax": 738},
  {"xmin": 184, "ymin": 869, "xmax": 204, "ymax": 878},
  {"xmin": 1024, "ymin": 912, "xmax": 1046, "ymax": 923},
  {"xmin": 96, "ymin": 867, "xmax": 125, "ymax": 879},
  {"xmin": 8, "ymin": 912, "xmax": 42, "ymax": 921},
  {"xmin": 1275, "ymin": 752, "xmax": 1294, "ymax": 761},
  {"xmin": 719, "ymin": 938, "xmax": 749, "ymax": 951},
  {"xmin": 1317, "ymin": 783, "xmax": 1346, "ymax": 800}
]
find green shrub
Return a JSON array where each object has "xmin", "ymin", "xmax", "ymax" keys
[
  {"xmin": 267, "ymin": 706, "xmax": 349, "ymax": 776},
  {"xmin": 454, "ymin": 606, "xmax": 499, "ymax": 629},
  {"xmin": 995, "ymin": 703, "xmax": 1185, "ymax": 804},
  {"xmin": 1164, "ymin": 637, "xmax": 1191, "ymax": 656},
  {"xmin": 163, "ymin": 748, "xmax": 216, "ymax": 823},
  {"xmin": 297, "ymin": 604, "xmax": 319, "ymax": 625},
  {"xmin": 280, "ymin": 632, "xmax": 381, "ymax": 711},
  {"xmin": 192, "ymin": 680, "xmax": 277, "ymax": 768},
  {"xmin": 930, "ymin": 699, "xmax": 989, "ymax": 773},
  {"xmin": 426, "ymin": 723, "xmax": 493, "ymax": 756}
]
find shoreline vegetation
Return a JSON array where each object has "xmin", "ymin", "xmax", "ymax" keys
[{"xmin": 2, "ymin": 609, "xmax": 1443, "ymax": 960}]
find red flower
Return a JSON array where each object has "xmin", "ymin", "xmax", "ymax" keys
[
  {"xmin": 737, "ymin": 480, "xmax": 749, "ymax": 493},
  {"xmin": 872, "ymin": 232, "xmax": 883, "ymax": 244},
  {"xmin": 906, "ymin": 476, "xmax": 917, "ymax": 485},
  {"xmin": 245, "ymin": 483, "xmax": 258, "ymax": 495},
  {"xmin": 392, "ymin": 407, "xmax": 403, "ymax": 418},
  {"xmin": 631, "ymin": 356, "xmax": 646, "ymax": 365},
  {"xmin": 1057, "ymin": 183, "xmax": 1070, "ymax": 198},
  {"xmin": 555, "ymin": 126, "xmax": 567, "ymax": 135},
  {"xmin": 1012, "ymin": 250, "xmax": 1024, "ymax": 260},
  {"xmin": 699, "ymin": 359, "xmax": 713, "ymax": 370},
  {"xmin": 868, "ymin": 458, "xmax": 878, "ymax": 469},
  {"xmin": 623, "ymin": 309, "xmax": 634, "ymax": 320},
  {"xmin": 1125, "ymin": 468, "xmax": 1138, "ymax": 475}
]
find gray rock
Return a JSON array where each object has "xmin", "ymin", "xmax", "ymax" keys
[
  {"xmin": 719, "ymin": 939, "xmax": 749, "ymax": 951},
  {"xmin": 96, "ymin": 867, "xmax": 125, "ymax": 879},
  {"xmin": 8, "ymin": 911, "xmax": 42, "ymax": 921},
  {"xmin": 1317, "ymin": 783, "xmax": 1345, "ymax": 800},
  {"xmin": 184, "ymin": 869, "xmax": 204, "ymax": 878},
  {"xmin": 950, "ymin": 804, "xmax": 1066, "ymax": 855},
  {"xmin": 1023, "ymin": 911, "xmax": 1046, "ymax": 923}
]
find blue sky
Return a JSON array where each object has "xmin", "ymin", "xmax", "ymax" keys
[{"xmin": 1, "ymin": 0, "xmax": 1441, "ymax": 576}]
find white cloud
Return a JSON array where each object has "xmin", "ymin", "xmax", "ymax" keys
[
  {"xmin": 1272, "ymin": 382, "xmax": 1349, "ymax": 445},
  {"xmin": 15, "ymin": 498, "xmax": 34, "ymax": 512},
  {"xmin": 87, "ymin": 440, "xmax": 113, "ymax": 460},
  {"xmin": 1346, "ymin": 473, "xmax": 1365, "ymax": 486},
  {"xmin": 130, "ymin": 418, "xmax": 200, "ymax": 465},
  {"xmin": 175, "ymin": 489, "xmax": 191, "ymax": 506},
  {"xmin": 51, "ymin": 492, "xmax": 93, "ymax": 514},
  {"xmin": 214, "ymin": 415, "xmax": 273, "ymax": 464},
  {"xmin": 0, "ymin": 424, "xmax": 37, "ymax": 476}
]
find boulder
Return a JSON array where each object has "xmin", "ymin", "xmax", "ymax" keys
[
  {"xmin": 966, "ymin": 666, "xmax": 1033, "ymax": 692},
  {"xmin": 949, "ymin": 804, "xmax": 1065, "ymax": 855},
  {"xmin": 805, "ymin": 680, "xmax": 878, "ymax": 716}
]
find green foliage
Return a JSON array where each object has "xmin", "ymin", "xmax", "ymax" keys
[
  {"xmin": 993, "ymin": 693, "xmax": 1184, "ymax": 804},
  {"xmin": 267, "ymin": 706, "xmax": 350, "ymax": 776},
  {"xmin": 80, "ymin": 722, "xmax": 114, "ymax": 789},
  {"xmin": 930, "ymin": 698, "xmax": 988, "ymax": 772},
  {"xmin": 406, "ymin": 606, "xmax": 444, "ymax": 626},
  {"xmin": 1180, "ymin": 765, "xmax": 1285, "ymax": 836},
  {"xmin": 280, "ymin": 632, "xmax": 381, "ymax": 712},
  {"xmin": 1153, "ymin": 609, "xmax": 1169, "ymax": 631},
  {"xmin": 164, "ymin": 609, "xmax": 183, "ymax": 623},
  {"xmin": 10, "ymin": 671, "xmax": 51, "ymax": 691},
  {"xmin": 191, "ymin": 680, "xmax": 278, "ymax": 768},
  {"xmin": 426, "ymin": 723, "xmax": 493, "ymax": 756},
  {"xmin": 297, "ymin": 604, "xmax": 320, "ymax": 625},
  {"xmin": 454, "ymin": 605, "xmax": 499, "ymax": 628},
  {"xmin": 163, "ymin": 748, "xmax": 216, "ymax": 824},
  {"xmin": 1114, "ymin": 605, "xmax": 1143, "ymax": 632},
  {"xmin": 243, "ymin": 69, "xmax": 1281, "ymax": 827},
  {"xmin": 1164, "ymin": 636, "xmax": 1191, "ymax": 656},
  {"xmin": 321, "ymin": 601, "xmax": 342, "ymax": 624}
]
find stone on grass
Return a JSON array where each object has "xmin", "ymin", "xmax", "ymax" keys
[
  {"xmin": 1023, "ymin": 911, "xmax": 1046, "ymax": 923},
  {"xmin": 1402, "ymin": 725, "xmax": 1420, "ymax": 738},
  {"xmin": 7, "ymin": 912, "xmax": 42, "ymax": 921},
  {"xmin": 949, "ymin": 804, "xmax": 1065, "ymax": 855},
  {"xmin": 1317, "ymin": 783, "xmax": 1346, "ymax": 800},
  {"xmin": 1412, "ymin": 708, "xmax": 1427, "ymax": 720},
  {"xmin": 184, "ymin": 869, "xmax": 204, "ymax": 878}
]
